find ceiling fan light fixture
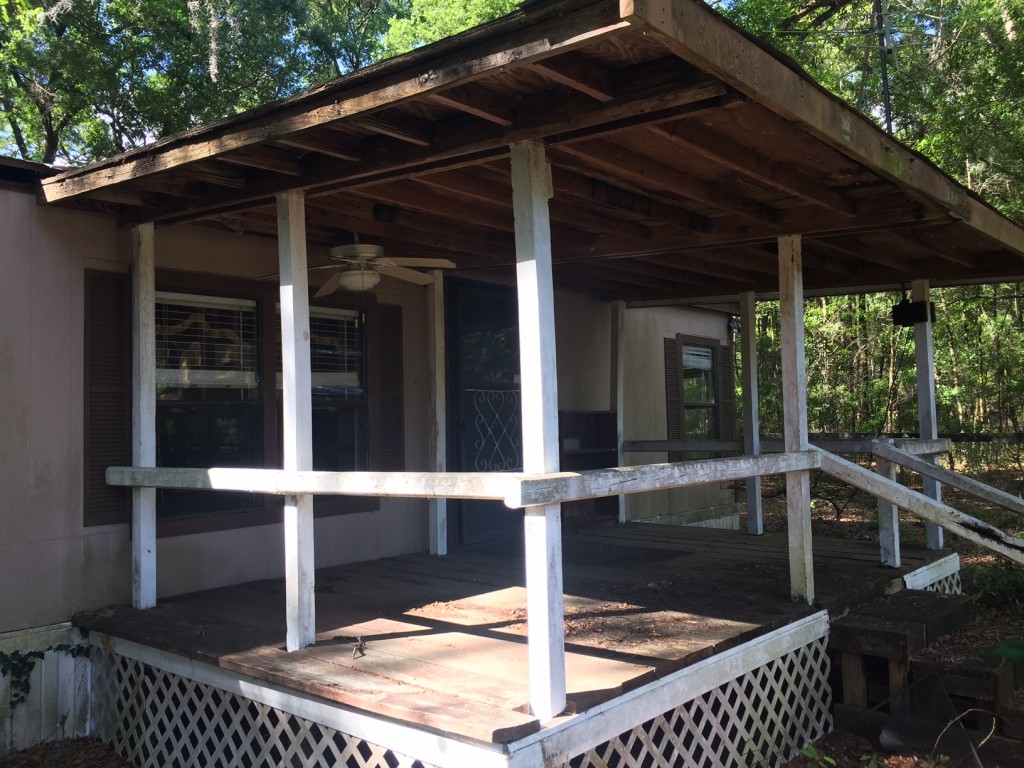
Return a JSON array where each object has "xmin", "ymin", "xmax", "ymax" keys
[{"xmin": 337, "ymin": 269, "xmax": 381, "ymax": 292}]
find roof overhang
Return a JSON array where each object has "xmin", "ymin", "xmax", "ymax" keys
[{"xmin": 39, "ymin": 0, "xmax": 1024, "ymax": 301}]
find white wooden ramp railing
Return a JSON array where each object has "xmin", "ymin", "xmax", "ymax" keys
[{"xmin": 818, "ymin": 446, "xmax": 1024, "ymax": 566}]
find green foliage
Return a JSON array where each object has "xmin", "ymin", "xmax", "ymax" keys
[
  {"xmin": 799, "ymin": 744, "xmax": 837, "ymax": 767},
  {"xmin": 381, "ymin": 0, "xmax": 517, "ymax": 57},
  {"xmin": 0, "ymin": 649, "xmax": 44, "ymax": 706},
  {"xmin": 0, "ymin": 0, "xmax": 411, "ymax": 164},
  {"xmin": 722, "ymin": 0, "xmax": 1024, "ymax": 220},
  {"xmin": 963, "ymin": 558, "xmax": 1024, "ymax": 612}
]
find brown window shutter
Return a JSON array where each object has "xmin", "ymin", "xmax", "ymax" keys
[
  {"xmin": 718, "ymin": 339, "xmax": 737, "ymax": 442},
  {"xmin": 84, "ymin": 270, "xmax": 131, "ymax": 526},
  {"xmin": 368, "ymin": 303, "xmax": 405, "ymax": 470},
  {"xmin": 664, "ymin": 336, "xmax": 683, "ymax": 462}
]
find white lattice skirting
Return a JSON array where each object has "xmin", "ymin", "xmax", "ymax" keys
[
  {"xmin": 91, "ymin": 613, "xmax": 831, "ymax": 768},
  {"xmin": 562, "ymin": 633, "xmax": 832, "ymax": 768},
  {"xmin": 91, "ymin": 648, "xmax": 439, "ymax": 768}
]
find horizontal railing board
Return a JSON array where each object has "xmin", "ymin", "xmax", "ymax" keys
[
  {"xmin": 624, "ymin": 437, "xmax": 949, "ymax": 455},
  {"xmin": 107, "ymin": 451, "xmax": 819, "ymax": 510}
]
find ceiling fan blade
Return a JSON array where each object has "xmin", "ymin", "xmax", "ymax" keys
[
  {"xmin": 378, "ymin": 265, "xmax": 435, "ymax": 286},
  {"xmin": 386, "ymin": 257, "xmax": 456, "ymax": 269},
  {"xmin": 314, "ymin": 272, "xmax": 343, "ymax": 298}
]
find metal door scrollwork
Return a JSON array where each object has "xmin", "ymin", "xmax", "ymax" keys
[{"xmin": 470, "ymin": 389, "xmax": 521, "ymax": 471}]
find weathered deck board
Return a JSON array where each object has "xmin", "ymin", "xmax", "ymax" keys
[{"xmin": 76, "ymin": 525, "xmax": 947, "ymax": 744}]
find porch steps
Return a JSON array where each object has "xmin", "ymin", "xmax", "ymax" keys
[{"xmin": 830, "ymin": 589, "xmax": 1024, "ymax": 750}]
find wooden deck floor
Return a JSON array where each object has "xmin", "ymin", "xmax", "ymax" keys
[{"xmin": 75, "ymin": 524, "xmax": 946, "ymax": 744}]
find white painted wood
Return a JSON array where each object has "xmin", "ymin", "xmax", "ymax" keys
[
  {"xmin": 277, "ymin": 191, "xmax": 315, "ymax": 652},
  {"xmin": 875, "ymin": 442, "xmax": 901, "ymax": 568},
  {"xmin": 625, "ymin": 437, "xmax": 949, "ymax": 455},
  {"xmin": 612, "ymin": 300, "xmax": 627, "ymax": 524},
  {"xmin": 778, "ymin": 235, "xmax": 813, "ymax": 604},
  {"xmin": 818, "ymin": 450, "xmax": 1024, "ymax": 564},
  {"xmin": 511, "ymin": 139, "xmax": 566, "ymax": 722},
  {"xmin": 98, "ymin": 634, "xmax": 511, "ymax": 768},
  {"xmin": 0, "ymin": 625, "xmax": 89, "ymax": 754},
  {"xmin": 509, "ymin": 451, "xmax": 821, "ymax": 507},
  {"xmin": 106, "ymin": 452, "xmax": 821, "ymax": 510},
  {"xmin": 912, "ymin": 279, "xmax": 944, "ymax": 550},
  {"xmin": 131, "ymin": 223, "xmax": 157, "ymax": 611},
  {"xmin": 106, "ymin": 465, "xmax": 516, "ymax": 498},
  {"xmin": 904, "ymin": 553, "xmax": 960, "ymax": 591},
  {"xmin": 427, "ymin": 271, "xmax": 448, "ymax": 556},
  {"xmin": 505, "ymin": 611, "xmax": 830, "ymax": 767},
  {"xmin": 739, "ymin": 291, "xmax": 763, "ymax": 535},
  {"xmin": 875, "ymin": 439, "xmax": 1024, "ymax": 517}
]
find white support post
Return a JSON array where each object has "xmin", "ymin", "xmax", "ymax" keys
[
  {"xmin": 278, "ymin": 191, "xmax": 316, "ymax": 651},
  {"xmin": 875, "ymin": 441, "xmax": 901, "ymax": 567},
  {"xmin": 739, "ymin": 291, "xmax": 763, "ymax": 535},
  {"xmin": 427, "ymin": 271, "xmax": 448, "ymax": 556},
  {"xmin": 913, "ymin": 279, "xmax": 944, "ymax": 550},
  {"xmin": 510, "ymin": 140, "xmax": 566, "ymax": 722},
  {"xmin": 778, "ymin": 235, "xmax": 814, "ymax": 604},
  {"xmin": 612, "ymin": 300, "xmax": 627, "ymax": 524},
  {"xmin": 131, "ymin": 223, "xmax": 157, "ymax": 610}
]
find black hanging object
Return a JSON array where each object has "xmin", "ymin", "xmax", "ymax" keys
[{"xmin": 892, "ymin": 298, "xmax": 936, "ymax": 327}]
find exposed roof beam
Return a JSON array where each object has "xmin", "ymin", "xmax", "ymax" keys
[
  {"xmin": 533, "ymin": 52, "xmax": 615, "ymax": 101},
  {"xmin": 42, "ymin": 0, "xmax": 629, "ymax": 202},
  {"xmin": 558, "ymin": 137, "xmax": 781, "ymax": 224},
  {"xmin": 621, "ymin": 0, "xmax": 1024, "ymax": 259},
  {"xmin": 275, "ymin": 130, "xmax": 361, "ymax": 162},
  {"xmin": 121, "ymin": 77, "xmax": 730, "ymax": 225},
  {"xmin": 650, "ymin": 120, "xmax": 858, "ymax": 216},
  {"xmin": 359, "ymin": 111, "xmax": 434, "ymax": 146},
  {"xmin": 219, "ymin": 147, "xmax": 304, "ymax": 176},
  {"xmin": 430, "ymin": 84, "xmax": 517, "ymax": 126}
]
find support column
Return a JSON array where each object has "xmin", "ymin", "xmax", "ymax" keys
[
  {"xmin": 778, "ymin": 235, "xmax": 814, "ymax": 604},
  {"xmin": 131, "ymin": 223, "xmax": 157, "ymax": 610},
  {"xmin": 427, "ymin": 271, "xmax": 448, "ymax": 556},
  {"xmin": 612, "ymin": 300, "xmax": 627, "ymax": 524},
  {"xmin": 913, "ymin": 279, "xmax": 944, "ymax": 550},
  {"xmin": 740, "ymin": 291, "xmax": 763, "ymax": 535},
  {"xmin": 278, "ymin": 191, "xmax": 316, "ymax": 651},
  {"xmin": 876, "ymin": 440, "xmax": 901, "ymax": 567},
  {"xmin": 510, "ymin": 140, "xmax": 566, "ymax": 721}
]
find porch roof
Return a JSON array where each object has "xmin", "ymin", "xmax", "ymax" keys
[{"xmin": 40, "ymin": 0, "xmax": 1024, "ymax": 301}]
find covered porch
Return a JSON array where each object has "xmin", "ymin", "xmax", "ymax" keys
[
  {"xmin": 76, "ymin": 524, "xmax": 953, "ymax": 766},
  {"xmin": 37, "ymin": 0, "xmax": 1024, "ymax": 763}
]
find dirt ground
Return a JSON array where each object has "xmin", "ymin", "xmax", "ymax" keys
[{"xmin": 0, "ymin": 739, "xmax": 135, "ymax": 768}]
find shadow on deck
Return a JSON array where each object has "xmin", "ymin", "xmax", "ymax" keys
[{"xmin": 75, "ymin": 524, "xmax": 948, "ymax": 745}]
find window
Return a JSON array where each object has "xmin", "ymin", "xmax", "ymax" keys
[
  {"xmin": 83, "ymin": 271, "xmax": 404, "ymax": 532},
  {"xmin": 155, "ymin": 292, "xmax": 263, "ymax": 518},
  {"xmin": 664, "ymin": 333, "xmax": 735, "ymax": 460}
]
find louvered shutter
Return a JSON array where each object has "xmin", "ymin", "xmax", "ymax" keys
[
  {"xmin": 369, "ymin": 303, "xmax": 405, "ymax": 470},
  {"xmin": 84, "ymin": 270, "xmax": 131, "ymax": 526},
  {"xmin": 718, "ymin": 338, "xmax": 737, "ymax": 443},
  {"xmin": 664, "ymin": 336, "xmax": 683, "ymax": 462}
]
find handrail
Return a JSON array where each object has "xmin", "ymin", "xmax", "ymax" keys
[
  {"xmin": 106, "ymin": 451, "xmax": 821, "ymax": 510},
  {"xmin": 817, "ymin": 449, "xmax": 1024, "ymax": 565},
  {"xmin": 872, "ymin": 440, "xmax": 1024, "ymax": 519},
  {"xmin": 624, "ymin": 437, "xmax": 949, "ymax": 455}
]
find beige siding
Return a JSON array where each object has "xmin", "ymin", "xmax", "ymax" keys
[{"xmin": 622, "ymin": 306, "xmax": 736, "ymax": 523}]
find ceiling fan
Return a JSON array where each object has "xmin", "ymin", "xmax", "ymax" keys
[{"xmin": 312, "ymin": 243, "xmax": 455, "ymax": 296}]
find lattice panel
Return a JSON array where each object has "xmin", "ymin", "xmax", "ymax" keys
[
  {"xmin": 567, "ymin": 637, "xmax": 832, "ymax": 768},
  {"xmin": 921, "ymin": 572, "xmax": 962, "ymax": 595},
  {"xmin": 91, "ymin": 650, "xmax": 438, "ymax": 768}
]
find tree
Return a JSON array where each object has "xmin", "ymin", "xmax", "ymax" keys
[
  {"xmin": 380, "ymin": 0, "xmax": 517, "ymax": 58},
  {"xmin": 0, "ymin": 0, "xmax": 408, "ymax": 164}
]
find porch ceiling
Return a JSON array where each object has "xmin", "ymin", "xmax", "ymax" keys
[{"xmin": 41, "ymin": 0, "xmax": 1024, "ymax": 301}]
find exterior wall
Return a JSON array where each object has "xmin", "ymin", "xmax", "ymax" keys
[
  {"xmin": 555, "ymin": 290, "xmax": 611, "ymax": 412},
  {"xmin": 622, "ymin": 306, "xmax": 737, "ymax": 524},
  {"xmin": 0, "ymin": 190, "xmax": 428, "ymax": 634}
]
